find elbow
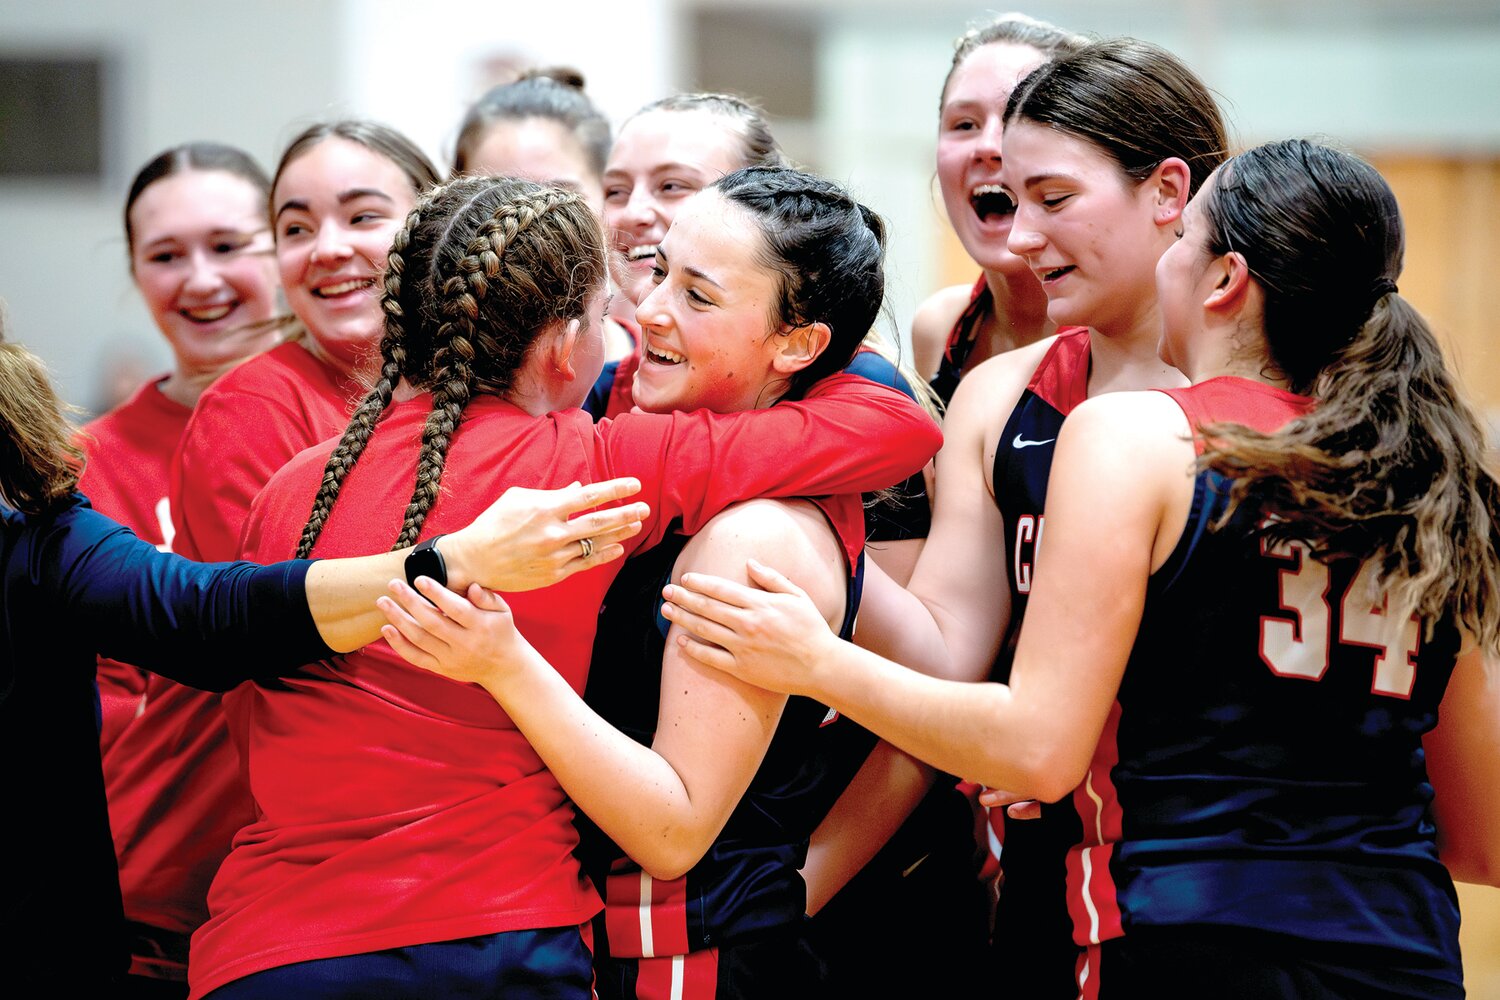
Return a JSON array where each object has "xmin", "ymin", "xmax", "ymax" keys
[
  {"xmin": 629, "ymin": 825, "xmax": 717, "ymax": 883},
  {"xmin": 981, "ymin": 742, "xmax": 1088, "ymax": 806},
  {"xmin": 1440, "ymin": 841, "xmax": 1500, "ymax": 889},
  {"xmin": 635, "ymin": 842, "xmax": 704, "ymax": 883}
]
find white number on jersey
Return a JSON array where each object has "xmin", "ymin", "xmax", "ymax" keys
[{"xmin": 1258, "ymin": 537, "xmax": 1420, "ymax": 699}]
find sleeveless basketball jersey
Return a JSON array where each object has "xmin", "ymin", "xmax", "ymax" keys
[
  {"xmin": 929, "ymin": 276, "xmax": 990, "ymax": 407},
  {"xmin": 578, "ymin": 500, "xmax": 870, "ymax": 997},
  {"xmin": 987, "ymin": 328, "xmax": 1093, "ymax": 997},
  {"xmin": 1066, "ymin": 377, "xmax": 1462, "ymax": 994}
]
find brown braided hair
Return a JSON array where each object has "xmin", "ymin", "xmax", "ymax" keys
[{"xmin": 295, "ymin": 176, "xmax": 607, "ymax": 556}]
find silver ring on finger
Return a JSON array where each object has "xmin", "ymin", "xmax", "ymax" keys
[{"xmin": 578, "ymin": 536, "xmax": 594, "ymax": 560}]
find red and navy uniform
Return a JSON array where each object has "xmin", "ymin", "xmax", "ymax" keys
[
  {"xmin": 1074, "ymin": 378, "xmax": 1462, "ymax": 999},
  {"xmin": 579, "ymin": 498, "xmax": 867, "ymax": 1000},
  {"xmin": 987, "ymin": 329, "xmax": 1093, "ymax": 997},
  {"xmin": 928, "ymin": 276, "xmax": 989, "ymax": 407},
  {"xmin": 188, "ymin": 378, "xmax": 940, "ymax": 1000}
]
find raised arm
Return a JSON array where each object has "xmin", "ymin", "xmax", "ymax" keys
[{"xmin": 379, "ymin": 498, "xmax": 848, "ymax": 880}]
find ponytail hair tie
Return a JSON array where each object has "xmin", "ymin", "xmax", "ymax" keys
[{"xmin": 1371, "ymin": 276, "xmax": 1398, "ymax": 299}]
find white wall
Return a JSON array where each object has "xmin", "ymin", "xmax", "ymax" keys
[
  {"xmin": 0, "ymin": 0, "xmax": 346, "ymax": 413},
  {"xmin": 3, "ymin": 0, "xmax": 1497, "ymax": 410}
]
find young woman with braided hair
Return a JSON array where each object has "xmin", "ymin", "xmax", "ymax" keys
[
  {"xmin": 0, "ymin": 319, "xmax": 649, "ymax": 995},
  {"xmin": 75, "ymin": 142, "xmax": 287, "ymax": 997},
  {"xmin": 662, "ymin": 140, "xmax": 1500, "ymax": 998},
  {"xmin": 378, "ymin": 166, "xmax": 923, "ymax": 998},
  {"xmin": 186, "ymin": 174, "xmax": 937, "ymax": 1000},
  {"xmin": 450, "ymin": 66, "xmax": 638, "ymax": 363}
]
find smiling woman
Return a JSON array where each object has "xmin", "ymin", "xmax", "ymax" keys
[
  {"xmin": 77, "ymin": 141, "xmax": 288, "ymax": 996},
  {"xmin": 913, "ymin": 14, "xmax": 1087, "ymax": 401},
  {"xmin": 118, "ymin": 122, "xmax": 437, "ymax": 993}
]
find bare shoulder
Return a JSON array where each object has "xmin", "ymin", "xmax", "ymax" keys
[
  {"xmin": 1058, "ymin": 391, "xmax": 1196, "ymax": 490},
  {"xmin": 676, "ymin": 499, "xmax": 848, "ymax": 626},
  {"xmin": 911, "ymin": 283, "xmax": 981, "ymax": 380},
  {"xmin": 945, "ymin": 335, "xmax": 1057, "ymax": 454}
]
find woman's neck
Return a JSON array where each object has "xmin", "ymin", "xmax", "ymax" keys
[
  {"xmin": 981, "ymin": 267, "xmax": 1054, "ymax": 353},
  {"xmin": 1085, "ymin": 296, "xmax": 1187, "ymax": 397}
]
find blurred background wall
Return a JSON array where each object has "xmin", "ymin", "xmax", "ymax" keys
[{"xmin": 1, "ymin": 1, "xmax": 1497, "ymax": 984}]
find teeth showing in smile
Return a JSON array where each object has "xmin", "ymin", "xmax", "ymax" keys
[
  {"xmin": 181, "ymin": 304, "xmax": 234, "ymax": 322},
  {"xmin": 1042, "ymin": 265, "xmax": 1075, "ymax": 282},
  {"xmin": 970, "ymin": 184, "xmax": 1015, "ymax": 222},
  {"xmin": 627, "ymin": 245, "xmax": 658, "ymax": 263},
  {"xmin": 312, "ymin": 277, "xmax": 375, "ymax": 298},
  {"xmin": 646, "ymin": 345, "xmax": 684, "ymax": 365}
]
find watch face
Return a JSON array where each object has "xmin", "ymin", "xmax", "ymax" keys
[{"xmin": 405, "ymin": 538, "xmax": 447, "ymax": 588}]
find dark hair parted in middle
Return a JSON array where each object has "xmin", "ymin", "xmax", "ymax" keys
[
  {"xmin": 452, "ymin": 67, "xmax": 612, "ymax": 178},
  {"xmin": 1006, "ymin": 37, "xmax": 1228, "ymax": 196},
  {"xmin": 125, "ymin": 142, "xmax": 271, "ymax": 255},
  {"xmin": 711, "ymin": 166, "xmax": 886, "ymax": 401},
  {"xmin": 295, "ymin": 176, "xmax": 608, "ymax": 557},
  {"xmin": 272, "ymin": 120, "xmax": 441, "ymax": 218}
]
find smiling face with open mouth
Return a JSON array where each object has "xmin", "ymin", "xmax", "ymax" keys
[
  {"xmin": 602, "ymin": 109, "xmax": 749, "ymax": 309},
  {"xmin": 1000, "ymin": 120, "xmax": 1173, "ymax": 335},
  {"xmin": 129, "ymin": 169, "xmax": 281, "ymax": 375},
  {"xmin": 630, "ymin": 189, "xmax": 786, "ymax": 415},
  {"xmin": 273, "ymin": 138, "xmax": 419, "ymax": 373},
  {"xmin": 936, "ymin": 41, "xmax": 1048, "ymax": 277}
]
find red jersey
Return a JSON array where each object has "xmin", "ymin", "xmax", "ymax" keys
[
  {"xmin": 170, "ymin": 340, "xmax": 361, "ymax": 563},
  {"xmin": 187, "ymin": 375, "xmax": 940, "ymax": 997}
]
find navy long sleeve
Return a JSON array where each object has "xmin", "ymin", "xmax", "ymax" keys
[{"xmin": 1, "ymin": 494, "xmax": 334, "ymax": 989}]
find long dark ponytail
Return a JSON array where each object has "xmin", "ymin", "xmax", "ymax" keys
[{"xmin": 1196, "ymin": 139, "xmax": 1500, "ymax": 650}]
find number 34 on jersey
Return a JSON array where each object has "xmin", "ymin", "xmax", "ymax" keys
[{"xmin": 1259, "ymin": 535, "xmax": 1421, "ymax": 700}]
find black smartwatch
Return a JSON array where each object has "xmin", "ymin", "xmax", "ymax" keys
[{"xmin": 404, "ymin": 534, "xmax": 449, "ymax": 588}]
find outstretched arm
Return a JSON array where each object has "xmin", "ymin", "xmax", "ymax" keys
[
  {"xmin": 662, "ymin": 393, "xmax": 1189, "ymax": 798},
  {"xmin": 308, "ymin": 478, "xmax": 648, "ymax": 651},
  {"xmin": 380, "ymin": 498, "xmax": 848, "ymax": 880}
]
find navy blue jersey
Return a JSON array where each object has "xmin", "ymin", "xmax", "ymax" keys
[
  {"xmin": 577, "ymin": 505, "xmax": 869, "ymax": 983},
  {"xmin": 1067, "ymin": 377, "xmax": 1462, "ymax": 994},
  {"xmin": 987, "ymin": 329, "xmax": 1094, "ymax": 998}
]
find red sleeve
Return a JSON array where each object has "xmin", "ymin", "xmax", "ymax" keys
[
  {"xmin": 170, "ymin": 387, "xmax": 322, "ymax": 563},
  {"xmin": 602, "ymin": 371, "xmax": 941, "ymax": 549}
]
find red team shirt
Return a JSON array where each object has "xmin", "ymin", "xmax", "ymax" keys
[
  {"xmin": 186, "ymin": 375, "xmax": 940, "ymax": 998},
  {"xmin": 170, "ymin": 340, "xmax": 361, "ymax": 563}
]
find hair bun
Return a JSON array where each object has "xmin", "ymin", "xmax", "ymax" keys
[{"xmin": 519, "ymin": 66, "xmax": 587, "ymax": 91}]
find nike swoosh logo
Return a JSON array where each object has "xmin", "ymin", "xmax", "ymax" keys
[{"xmin": 1012, "ymin": 434, "xmax": 1056, "ymax": 449}]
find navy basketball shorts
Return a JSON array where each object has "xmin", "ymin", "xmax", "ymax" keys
[{"xmin": 202, "ymin": 924, "xmax": 594, "ymax": 1000}]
